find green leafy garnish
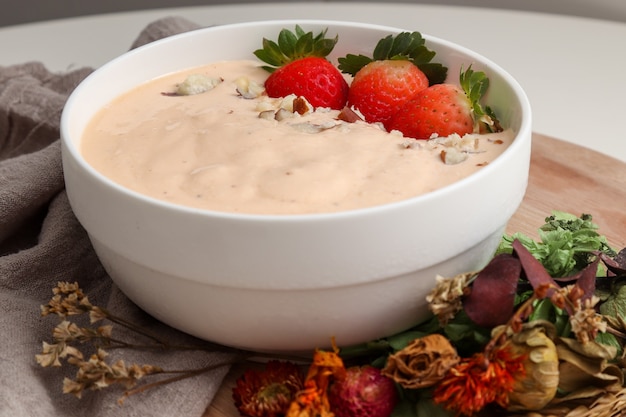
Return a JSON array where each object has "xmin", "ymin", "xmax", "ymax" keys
[
  {"xmin": 460, "ymin": 66, "xmax": 488, "ymax": 124},
  {"xmin": 253, "ymin": 25, "xmax": 338, "ymax": 72},
  {"xmin": 497, "ymin": 211, "xmax": 616, "ymax": 277},
  {"xmin": 337, "ymin": 31, "xmax": 447, "ymax": 85}
]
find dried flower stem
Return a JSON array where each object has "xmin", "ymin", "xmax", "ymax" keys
[
  {"xmin": 120, "ymin": 356, "xmax": 246, "ymax": 404},
  {"xmin": 485, "ymin": 292, "xmax": 540, "ymax": 355},
  {"xmin": 39, "ymin": 282, "xmax": 310, "ymax": 403}
]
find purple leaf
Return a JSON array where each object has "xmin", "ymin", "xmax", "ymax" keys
[
  {"xmin": 463, "ymin": 254, "xmax": 521, "ymax": 328},
  {"xmin": 512, "ymin": 239, "xmax": 560, "ymax": 297},
  {"xmin": 598, "ymin": 248, "xmax": 626, "ymax": 275},
  {"xmin": 575, "ymin": 259, "xmax": 599, "ymax": 302}
]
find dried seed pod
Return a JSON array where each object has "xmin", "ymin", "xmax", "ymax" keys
[{"xmin": 505, "ymin": 322, "xmax": 560, "ymax": 411}]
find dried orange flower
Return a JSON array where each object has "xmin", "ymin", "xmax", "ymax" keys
[
  {"xmin": 382, "ymin": 334, "xmax": 459, "ymax": 389},
  {"xmin": 232, "ymin": 361, "xmax": 304, "ymax": 417},
  {"xmin": 286, "ymin": 341, "xmax": 346, "ymax": 417},
  {"xmin": 433, "ymin": 343, "xmax": 526, "ymax": 416}
]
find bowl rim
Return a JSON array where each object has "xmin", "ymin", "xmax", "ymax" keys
[{"xmin": 60, "ymin": 18, "xmax": 532, "ymax": 222}]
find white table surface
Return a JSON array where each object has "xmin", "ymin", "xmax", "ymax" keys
[{"xmin": 2, "ymin": 2, "xmax": 625, "ymax": 162}]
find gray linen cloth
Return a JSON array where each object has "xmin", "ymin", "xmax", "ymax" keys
[{"xmin": 0, "ymin": 16, "xmax": 237, "ymax": 417}]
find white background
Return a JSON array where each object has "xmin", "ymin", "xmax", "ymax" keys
[{"xmin": 2, "ymin": 0, "xmax": 626, "ymax": 26}]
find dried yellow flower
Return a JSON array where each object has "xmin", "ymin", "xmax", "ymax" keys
[
  {"xmin": 382, "ymin": 334, "xmax": 459, "ymax": 389},
  {"xmin": 504, "ymin": 322, "xmax": 560, "ymax": 412}
]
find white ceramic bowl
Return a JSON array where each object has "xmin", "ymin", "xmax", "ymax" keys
[{"xmin": 61, "ymin": 20, "xmax": 532, "ymax": 352}]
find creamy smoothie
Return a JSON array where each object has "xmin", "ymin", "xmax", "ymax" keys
[{"xmin": 81, "ymin": 60, "xmax": 513, "ymax": 215}]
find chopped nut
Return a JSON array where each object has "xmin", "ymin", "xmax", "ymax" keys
[
  {"xmin": 235, "ymin": 76, "xmax": 265, "ymax": 99},
  {"xmin": 274, "ymin": 108, "xmax": 295, "ymax": 121},
  {"xmin": 292, "ymin": 96, "xmax": 312, "ymax": 115},
  {"xmin": 440, "ymin": 148, "xmax": 468, "ymax": 165},
  {"xmin": 430, "ymin": 133, "xmax": 479, "ymax": 153},
  {"xmin": 176, "ymin": 74, "xmax": 223, "ymax": 96},
  {"xmin": 255, "ymin": 100, "xmax": 275, "ymax": 112},
  {"xmin": 401, "ymin": 139, "xmax": 421, "ymax": 149},
  {"xmin": 337, "ymin": 106, "xmax": 363, "ymax": 123},
  {"xmin": 258, "ymin": 110, "xmax": 275, "ymax": 121},
  {"xmin": 279, "ymin": 94, "xmax": 298, "ymax": 112},
  {"xmin": 290, "ymin": 121, "xmax": 338, "ymax": 134}
]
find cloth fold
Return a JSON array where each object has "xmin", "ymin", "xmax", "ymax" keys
[{"xmin": 0, "ymin": 16, "xmax": 233, "ymax": 417}]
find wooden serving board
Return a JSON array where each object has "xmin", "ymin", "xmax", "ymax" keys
[{"xmin": 202, "ymin": 133, "xmax": 626, "ymax": 417}]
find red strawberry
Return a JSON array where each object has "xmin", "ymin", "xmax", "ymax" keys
[
  {"xmin": 338, "ymin": 31, "xmax": 447, "ymax": 124},
  {"xmin": 385, "ymin": 66, "xmax": 500, "ymax": 139},
  {"xmin": 385, "ymin": 83, "xmax": 472, "ymax": 139},
  {"xmin": 346, "ymin": 60, "xmax": 429, "ymax": 124},
  {"xmin": 264, "ymin": 56, "xmax": 349, "ymax": 109},
  {"xmin": 254, "ymin": 26, "xmax": 348, "ymax": 109},
  {"xmin": 328, "ymin": 365, "xmax": 398, "ymax": 417}
]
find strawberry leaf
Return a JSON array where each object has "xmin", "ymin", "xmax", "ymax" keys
[
  {"xmin": 415, "ymin": 62, "xmax": 447, "ymax": 85},
  {"xmin": 277, "ymin": 28, "xmax": 298, "ymax": 57},
  {"xmin": 254, "ymin": 26, "xmax": 339, "ymax": 73},
  {"xmin": 254, "ymin": 39, "xmax": 288, "ymax": 70},
  {"xmin": 459, "ymin": 66, "xmax": 502, "ymax": 133},
  {"xmin": 372, "ymin": 32, "xmax": 427, "ymax": 61},
  {"xmin": 335, "ymin": 54, "xmax": 372, "ymax": 76},
  {"xmin": 337, "ymin": 31, "xmax": 447, "ymax": 84}
]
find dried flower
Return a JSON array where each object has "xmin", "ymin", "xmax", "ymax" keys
[
  {"xmin": 433, "ymin": 343, "xmax": 526, "ymax": 416},
  {"xmin": 426, "ymin": 272, "xmax": 473, "ymax": 325},
  {"xmin": 328, "ymin": 365, "xmax": 397, "ymax": 417},
  {"xmin": 232, "ymin": 361, "xmax": 304, "ymax": 417},
  {"xmin": 504, "ymin": 323, "xmax": 559, "ymax": 411},
  {"xmin": 382, "ymin": 334, "xmax": 459, "ymax": 389},
  {"xmin": 556, "ymin": 336, "xmax": 620, "ymax": 395},
  {"xmin": 37, "ymin": 282, "xmax": 245, "ymax": 403},
  {"xmin": 61, "ymin": 348, "xmax": 164, "ymax": 398},
  {"xmin": 35, "ymin": 340, "xmax": 82, "ymax": 367},
  {"xmin": 89, "ymin": 306, "xmax": 108, "ymax": 324},
  {"xmin": 563, "ymin": 387, "xmax": 626, "ymax": 417},
  {"xmin": 569, "ymin": 294, "xmax": 607, "ymax": 344},
  {"xmin": 41, "ymin": 281, "xmax": 92, "ymax": 317},
  {"xmin": 286, "ymin": 341, "xmax": 346, "ymax": 417},
  {"xmin": 285, "ymin": 381, "xmax": 335, "ymax": 417}
]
